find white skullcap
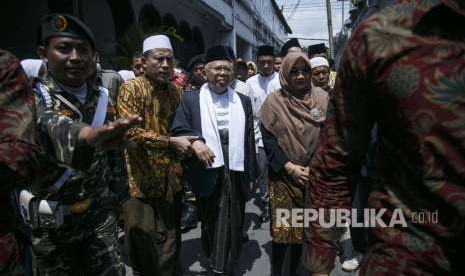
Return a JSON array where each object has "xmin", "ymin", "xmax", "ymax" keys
[
  {"xmin": 310, "ymin": 57, "xmax": 329, "ymax": 69},
  {"xmin": 143, "ymin": 35, "xmax": 172, "ymax": 53},
  {"xmin": 20, "ymin": 59, "xmax": 45, "ymax": 78},
  {"xmin": 118, "ymin": 70, "xmax": 135, "ymax": 81}
]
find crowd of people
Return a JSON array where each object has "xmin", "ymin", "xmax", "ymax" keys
[{"xmin": 1, "ymin": 1, "xmax": 464, "ymax": 275}]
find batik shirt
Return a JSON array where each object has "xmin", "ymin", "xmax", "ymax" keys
[
  {"xmin": 117, "ymin": 75, "xmax": 183, "ymax": 199},
  {"xmin": 31, "ymin": 74, "xmax": 125, "ymax": 205},
  {"xmin": 305, "ymin": 0, "xmax": 465, "ymax": 274}
]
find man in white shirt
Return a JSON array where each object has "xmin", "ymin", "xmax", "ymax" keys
[{"xmin": 246, "ymin": 45, "xmax": 281, "ymax": 222}]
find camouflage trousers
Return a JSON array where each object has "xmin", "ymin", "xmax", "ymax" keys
[{"xmin": 32, "ymin": 207, "xmax": 125, "ymax": 276}]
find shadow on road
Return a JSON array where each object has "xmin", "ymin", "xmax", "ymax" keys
[
  {"xmin": 236, "ymin": 239, "xmax": 262, "ymax": 275},
  {"xmin": 179, "ymin": 236, "xmax": 210, "ymax": 275}
]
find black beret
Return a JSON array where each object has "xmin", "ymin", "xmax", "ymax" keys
[
  {"xmin": 257, "ymin": 45, "xmax": 275, "ymax": 57},
  {"xmin": 205, "ymin": 45, "xmax": 235, "ymax": 63},
  {"xmin": 280, "ymin": 38, "xmax": 301, "ymax": 56},
  {"xmin": 307, "ymin": 43, "xmax": 327, "ymax": 56},
  {"xmin": 38, "ymin": 14, "xmax": 96, "ymax": 50}
]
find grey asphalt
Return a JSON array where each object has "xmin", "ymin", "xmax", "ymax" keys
[{"xmin": 123, "ymin": 190, "xmax": 359, "ymax": 276}]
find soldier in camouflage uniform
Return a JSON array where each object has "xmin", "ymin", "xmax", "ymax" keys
[
  {"xmin": 30, "ymin": 14, "xmax": 136, "ymax": 276},
  {"xmin": 0, "ymin": 46, "xmax": 138, "ymax": 276}
]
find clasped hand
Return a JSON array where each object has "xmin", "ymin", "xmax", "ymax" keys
[{"xmin": 284, "ymin": 162, "xmax": 309, "ymax": 186}]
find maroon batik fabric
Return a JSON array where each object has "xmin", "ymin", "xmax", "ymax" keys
[
  {"xmin": 0, "ymin": 49, "xmax": 40, "ymax": 189},
  {"xmin": 304, "ymin": 0, "xmax": 465, "ymax": 275},
  {"xmin": 0, "ymin": 49, "xmax": 39, "ymax": 274}
]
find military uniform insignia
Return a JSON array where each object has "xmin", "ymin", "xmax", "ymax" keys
[
  {"xmin": 60, "ymin": 109, "xmax": 75, "ymax": 118},
  {"xmin": 52, "ymin": 15, "xmax": 68, "ymax": 32}
]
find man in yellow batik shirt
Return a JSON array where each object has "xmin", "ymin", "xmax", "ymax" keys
[{"xmin": 117, "ymin": 34, "xmax": 192, "ymax": 276}]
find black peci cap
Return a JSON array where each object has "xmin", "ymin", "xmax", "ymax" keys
[
  {"xmin": 256, "ymin": 45, "xmax": 275, "ymax": 57},
  {"xmin": 307, "ymin": 43, "xmax": 327, "ymax": 56},
  {"xmin": 205, "ymin": 45, "xmax": 235, "ymax": 63},
  {"xmin": 280, "ymin": 38, "xmax": 301, "ymax": 56}
]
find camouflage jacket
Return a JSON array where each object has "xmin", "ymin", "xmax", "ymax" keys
[{"xmin": 32, "ymin": 74, "xmax": 127, "ymax": 205}]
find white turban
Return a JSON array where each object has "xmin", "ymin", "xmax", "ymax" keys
[
  {"xmin": 20, "ymin": 59, "xmax": 45, "ymax": 78},
  {"xmin": 310, "ymin": 57, "xmax": 329, "ymax": 69},
  {"xmin": 143, "ymin": 35, "xmax": 172, "ymax": 54}
]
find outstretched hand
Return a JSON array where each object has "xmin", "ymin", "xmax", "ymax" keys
[{"xmin": 78, "ymin": 115, "xmax": 142, "ymax": 149}]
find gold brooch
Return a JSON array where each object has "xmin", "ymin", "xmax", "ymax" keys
[{"xmin": 52, "ymin": 15, "xmax": 68, "ymax": 32}]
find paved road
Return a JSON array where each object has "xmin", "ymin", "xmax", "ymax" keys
[{"xmin": 124, "ymin": 190, "xmax": 359, "ymax": 276}]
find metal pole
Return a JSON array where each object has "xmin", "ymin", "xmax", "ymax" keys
[
  {"xmin": 341, "ymin": 0, "xmax": 345, "ymax": 31},
  {"xmin": 326, "ymin": 0, "xmax": 334, "ymax": 58},
  {"xmin": 231, "ymin": 0, "xmax": 237, "ymax": 56}
]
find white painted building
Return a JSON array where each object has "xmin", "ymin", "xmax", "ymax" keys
[
  {"xmin": 0, "ymin": 0, "xmax": 292, "ymax": 68},
  {"xmin": 130, "ymin": 0, "xmax": 292, "ymax": 61}
]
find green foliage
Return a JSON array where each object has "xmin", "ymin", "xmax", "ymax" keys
[{"xmin": 112, "ymin": 24, "xmax": 184, "ymax": 70}]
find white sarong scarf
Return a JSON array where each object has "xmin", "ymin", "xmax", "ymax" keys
[{"xmin": 199, "ymin": 83, "xmax": 245, "ymax": 171}]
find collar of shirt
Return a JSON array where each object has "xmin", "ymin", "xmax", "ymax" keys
[
  {"xmin": 258, "ymin": 72, "xmax": 277, "ymax": 82},
  {"xmin": 57, "ymin": 82, "xmax": 88, "ymax": 104},
  {"xmin": 211, "ymin": 90, "xmax": 229, "ymax": 107}
]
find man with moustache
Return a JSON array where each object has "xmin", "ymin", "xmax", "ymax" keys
[
  {"xmin": 309, "ymin": 57, "xmax": 331, "ymax": 91},
  {"xmin": 117, "ymin": 34, "xmax": 192, "ymax": 276},
  {"xmin": 32, "ymin": 14, "xmax": 141, "ymax": 275}
]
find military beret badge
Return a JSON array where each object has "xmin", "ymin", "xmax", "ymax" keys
[{"xmin": 52, "ymin": 15, "xmax": 68, "ymax": 32}]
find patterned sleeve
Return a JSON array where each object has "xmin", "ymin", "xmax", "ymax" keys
[
  {"xmin": 303, "ymin": 20, "xmax": 376, "ymax": 273},
  {"xmin": 117, "ymin": 80, "xmax": 170, "ymax": 149}
]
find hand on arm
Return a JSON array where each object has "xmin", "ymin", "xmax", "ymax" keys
[
  {"xmin": 191, "ymin": 140, "xmax": 215, "ymax": 168},
  {"xmin": 168, "ymin": 136, "xmax": 195, "ymax": 156}
]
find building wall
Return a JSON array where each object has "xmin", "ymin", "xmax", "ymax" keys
[
  {"xmin": 80, "ymin": 0, "xmax": 117, "ymax": 59},
  {"xmin": 0, "ymin": 0, "xmax": 50, "ymax": 59},
  {"xmin": 250, "ymin": 0, "xmax": 287, "ymax": 40},
  {"xmin": 0, "ymin": 0, "xmax": 291, "ymax": 68}
]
